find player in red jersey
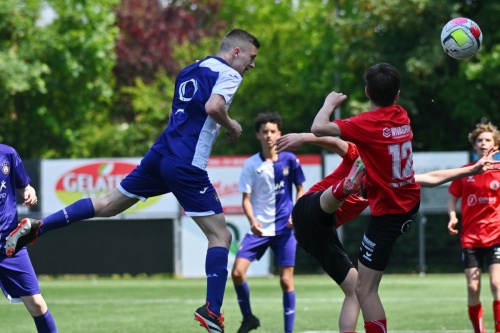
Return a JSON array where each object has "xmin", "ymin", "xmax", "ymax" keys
[
  {"xmin": 448, "ymin": 122, "xmax": 500, "ymax": 333},
  {"xmin": 311, "ymin": 63, "xmax": 421, "ymax": 332},
  {"xmin": 276, "ymin": 132, "xmax": 499, "ymax": 333}
]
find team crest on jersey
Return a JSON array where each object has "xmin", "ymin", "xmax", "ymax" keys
[
  {"xmin": 490, "ymin": 180, "xmax": 500, "ymax": 191},
  {"xmin": 282, "ymin": 166, "xmax": 289, "ymax": 177},
  {"xmin": 2, "ymin": 163, "xmax": 9, "ymax": 175}
]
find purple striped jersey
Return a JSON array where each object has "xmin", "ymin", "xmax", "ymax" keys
[
  {"xmin": 238, "ymin": 152, "xmax": 305, "ymax": 236},
  {"xmin": 151, "ymin": 56, "xmax": 242, "ymax": 170}
]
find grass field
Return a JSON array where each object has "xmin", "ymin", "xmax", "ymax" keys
[{"xmin": 1, "ymin": 274, "xmax": 494, "ymax": 333}]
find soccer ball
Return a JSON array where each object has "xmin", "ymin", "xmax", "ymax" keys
[{"xmin": 440, "ymin": 17, "xmax": 482, "ymax": 59}]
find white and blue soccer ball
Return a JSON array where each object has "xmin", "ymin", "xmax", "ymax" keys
[{"xmin": 441, "ymin": 17, "xmax": 483, "ymax": 59}]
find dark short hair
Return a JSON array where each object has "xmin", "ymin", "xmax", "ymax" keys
[
  {"xmin": 254, "ymin": 112, "xmax": 282, "ymax": 132},
  {"xmin": 220, "ymin": 29, "xmax": 260, "ymax": 52},
  {"xmin": 364, "ymin": 63, "xmax": 400, "ymax": 107}
]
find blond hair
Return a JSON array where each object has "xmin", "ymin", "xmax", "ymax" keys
[{"xmin": 468, "ymin": 122, "xmax": 500, "ymax": 146}]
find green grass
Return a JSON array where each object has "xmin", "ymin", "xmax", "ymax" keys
[{"xmin": 1, "ymin": 274, "xmax": 494, "ymax": 332}]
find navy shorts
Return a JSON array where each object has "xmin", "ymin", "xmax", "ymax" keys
[
  {"xmin": 462, "ymin": 245, "xmax": 500, "ymax": 269},
  {"xmin": 359, "ymin": 203, "xmax": 420, "ymax": 271},
  {"xmin": 236, "ymin": 231, "xmax": 296, "ymax": 267},
  {"xmin": 119, "ymin": 149, "xmax": 223, "ymax": 217},
  {"xmin": 292, "ymin": 192, "xmax": 354, "ymax": 285},
  {"xmin": 0, "ymin": 248, "xmax": 40, "ymax": 303}
]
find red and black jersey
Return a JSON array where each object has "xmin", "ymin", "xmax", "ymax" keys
[
  {"xmin": 449, "ymin": 164, "xmax": 500, "ymax": 248},
  {"xmin": 334, "ymin": 105, "xmax": 420, "ymax": 216}
]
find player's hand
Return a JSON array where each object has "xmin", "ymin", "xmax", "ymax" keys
[
  {"xmin": 286, "ymin": 216, "xmax": 294, "ymax": 229},
  {"xmin": 323, "ymin": 91, "xmax": 347, "ymax": 111},
  {"xmin": 23, "ymin": 185, "xmax": 38, "ymax": 206},
  {"xmin": 250, "ymin": 222, "xmax": 264, "ymax": 236},
  {"xmin": 472, "ymin": 148, "xmax": 500, "ymax": 173},
  {"xmin": 276, "ymin": 133, "xmax": 305, "ymax": 153},
  {"xmin": 226, "ymin": 119, "xmax": 242, "ymax": 142},
  {"xmin": 447, "ymin": 217, "xmax": 459, "ymax": 235}
]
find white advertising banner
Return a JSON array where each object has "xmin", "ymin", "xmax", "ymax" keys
[
  {"xmin": 180, "ymin": 155, "xmax": 322, "ymax": 277},
  {"xmin": 324, "ymin": 151, "xmax": 469, "ymax": 215},
  {"xmin": 324, "ymin": 151, "xmax": 469, "ymax": 185},
  {"xmin": 181, "ymin": 214, "xmax": 271, "ymax": 277},
  {"xmin": 41, "ymin": 158, "xmax": 179, "ymax": 218},
  {"xmin": 204, "ymin": 155, "xmax": 323, "ymax": 214}
]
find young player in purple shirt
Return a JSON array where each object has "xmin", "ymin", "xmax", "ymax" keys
[
  {"xmin": 5, "ymin": 29, "xmax": 260, "ymax": 333},
  {"xmin": 0, "ymin": 144, "xmax": 57, "ymax": 332},
  {"xmin": 231, "ymin": 113, "xmax": 305, "ymax": 333}
]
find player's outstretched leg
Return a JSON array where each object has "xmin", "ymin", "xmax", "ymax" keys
[
  {"xmin": 194, "ymin": 302, "xmax": 225, "ymax": 333},
  {"xmin": 5, "ymin": 218, "xmax": 43, "ymax": 257},
  {"xmin": 236, "ymin": 314, "xmax": 260, "ymax": 333}
]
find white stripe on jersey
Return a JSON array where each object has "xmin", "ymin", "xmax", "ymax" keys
[{"xmin": 192, "ymin": 58, "xmax": 242, "ymax": 170}]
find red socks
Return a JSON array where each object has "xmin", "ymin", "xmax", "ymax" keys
[
  {"xmin": 494, "ymin": 300, "xmax": 500, "ymax": 333},
  {"xmin": 331, "ymin": 179, "xmax": 350, "ymax": 201},
  {"xmin": 364, "ymin": 319, "xmax": 387, "ymax": 333},
  {"xmin": 468, "ymin": 303, "xmax": 485, "ymax": 333}
]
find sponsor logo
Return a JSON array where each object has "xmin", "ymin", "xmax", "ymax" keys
[
  {"xmin": 54, "ymin": 162, "xmax": 160, "ymax": 212},
  {"xmin": 467, "ymin": 176, "xmax": 475, "ymax": 182},
  {"xmin": 382, "ymin": 125, "xmax": 411, "ymax": 139},
  {"xmin": 207, "ymin": 273, "xmax": 218, "ymax": 278},
  {"xmin": 468, "ymin": 194, "xmax": 496, "ymax": 205},
  {"xmin": 2, "ymin": 163, "xmax": 9, "ymax": 175},
  {"xmin": 275, "ymin": 180, "xmax": 285, "ymax": 191},
  {"xmin": 467, "ymin": 194, "xmax": 477, "ymax": 206},
  {"xmin": 401, "ymin": 219, "xmax": 413, "ymax": 233},
  {"xmin": 361, "ymin": 235, "xmax": 375, "ymax": 262},
  {"xmin": 285, "ymin": 310, "xmax": 295, "ymax": 315},
  {"xmin": 212, "ymin": 181, "xmax": 239, "ymax": 197},
  {"xmin": 178, "ymin": 79, "xmax": 198, "ymax": 102},
  {"xmin": 275, "ymin": 180, "xmax": 286, "ymax": 196},
  {"xmin": 478, "ymin": 197, "xmax": 497, "ymax": 204},
  {"xmin": 199, "ymin": 187, "xmax": 209, "ymax": 194}
]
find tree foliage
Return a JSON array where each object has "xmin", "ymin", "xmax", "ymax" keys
[
  {"xmin": 212, "ymin": 0, "xmax": 500, "ymax": 154},
  {"xmin": 0, "ymin": 0, "xmax": 119, "ymax": 158},
  {"xmin": 109, "ymin": 0, "xmax": 226, "ymax": 155},
  {"xmin": 1, "ymin": 0, "xmax": 500, "ymax": 158}
]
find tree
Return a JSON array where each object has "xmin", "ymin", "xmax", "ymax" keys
[
  {"xmin": 107, "ymin": 0, "xmax": 226, "ymax": 156},
  {"xmin": 212, "ymin": 0, "xmax": 500, "ymax": 153},
  {"xmin": 0, "ymin": 0, "xmax": 119, "ymax": 158}
]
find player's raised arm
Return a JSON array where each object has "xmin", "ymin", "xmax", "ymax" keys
[
  {"xmin": 311, "ymin": 91, "xmax": 346, "ymax": 137},
  {"xmin": 205, "ymin": 93, "xmax": 242, "ymax": 142},
  {"xmin": 415, "ymin": 148, "xmax": 499, "ymax": 187},
  {"xmin": 275, "ymin": 132, "xmax": 349, "ymax": 156}
]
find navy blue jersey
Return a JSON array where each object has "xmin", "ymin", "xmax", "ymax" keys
[
  {"xmin": 238, "ymin": 152, "xmax": 305, "ymax": 235},
  {"xmin": 0, "ymin": 145, "xmax": 30, "ymax": 248},
  {"xmin": 151, "ymin": 56, "xmax": 242, "ymax": 170}
]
